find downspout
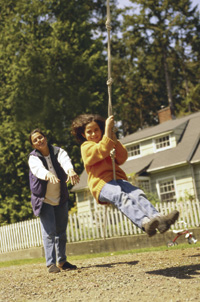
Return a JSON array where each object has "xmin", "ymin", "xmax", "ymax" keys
[
  {"xmin": 189, "ymin": 163, "xmax": 199, "ymax": 202},
  {"xmin": 187, "ymin": 135, "xmax": 200, "ymax": 202}
]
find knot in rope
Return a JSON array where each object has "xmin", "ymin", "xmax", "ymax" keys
[
  {"xmin": 107, "ymin": 77, "xmax": 113, "ymax": 86},
  {"xmin": 105, "ymin": 20, "xmax": 112, "ymax": 31}
]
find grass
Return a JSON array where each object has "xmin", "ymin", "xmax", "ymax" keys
[{"xmin": 0, "ymin": 241, "xmax": 200, "ymax": 268}]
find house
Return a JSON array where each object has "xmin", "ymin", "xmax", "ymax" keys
[{"xmin": 71, "ymin": 108, "xmax": 200, "ymax": 215}]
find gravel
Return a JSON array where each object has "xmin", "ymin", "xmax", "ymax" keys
[{"xmin": 1, "ymin": 247, "xmax": 200, "ymax": 302}]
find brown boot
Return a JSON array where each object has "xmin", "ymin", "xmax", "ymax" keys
[
  {"xmin": 157, "ymin": 210, "xmax": 179, "ymax": 234},
  {"xmin": 48, "ymin": 264, "xmax": 60, "ymax": 273},
  {"xmin": 143, "ymin": 217, "xmax": 159, "ymax": 237}
]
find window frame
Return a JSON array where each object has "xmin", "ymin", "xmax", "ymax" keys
[
  {"xmin": 137, "ymin": 177, "xmax": 151, "ymax": 193},
  {"xmin": 126, "ymin": 143, "xmax": 141, "ymax": 160},
  {"xmin": 156, "ymin": 176, "xmax": 177, "ymax": 202},
  {"xmin": 153, "ymin": 134, "xmax": 171, "ymax": 153}
]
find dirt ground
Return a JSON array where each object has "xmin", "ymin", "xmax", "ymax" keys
[{"xmin": 0, "ymin": 247, "xmax": 200, "ymax": 302}]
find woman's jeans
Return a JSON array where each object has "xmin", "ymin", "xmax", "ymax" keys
[
  {"xmin": 99, "ymin": 179, "xmax": 159, "ymax": 229},
  {"xmin": 39, "ymin": 202, "xmax": 68, "ymax": 267}
]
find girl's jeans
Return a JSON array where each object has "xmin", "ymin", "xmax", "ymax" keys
[
  {"xmin": 39, "ymin": 202, "xmax": 68, "ymax": 267},
  {"xmin": 99, "ymin": 179, "xmax": 159, "ymax": 229}
]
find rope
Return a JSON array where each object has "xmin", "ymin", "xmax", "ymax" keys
[
  {"xmin": 106, "ymin": 0, "xmax": 116, "ymax": 181},
  {"xmin": 104, "ymin": 0, "xmax": 116, "ymax": 239},
  {"xmin": 106, "ymin": 0, "xmax": 113, "ymax": 118}
]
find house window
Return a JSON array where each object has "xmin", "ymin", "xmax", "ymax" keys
[
  {"xmin": 155, "ymin": 135, "xmax": 170, "ymax": 150},
  {"xmin": 138, "ymin": 179, "xmax": 150, "ymax": 192},
  {"xmin": 159, "ymin": 179, "xmax": 176, "ymax": 202},
  {"xmin": 127, "ymin": 144, "xmax": 141, "ymax": 158}
]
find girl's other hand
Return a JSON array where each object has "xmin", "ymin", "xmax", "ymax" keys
[
  {"xmin": 105, "ymin": 115, "xmax": 114, "ymax": 138},
  {"xmin": 111, "ymin": 131, "xmax": 118, "ymax": 145}
]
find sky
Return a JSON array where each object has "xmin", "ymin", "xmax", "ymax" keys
[{"xmin": 117, "ymin": 0, "xmax": 199, "ymax": 9}]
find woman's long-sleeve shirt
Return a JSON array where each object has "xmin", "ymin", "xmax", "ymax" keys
[
  {"xmin": 28, "ymin": 147, "xmax": 73, "ymax": 206},
  {"xmin": 28, "ymin": 147, "xmax": 73, "ymax": 180},
  {"xmin": 81, "ymin": 135, "xmax": 128, "ymax": 203}
]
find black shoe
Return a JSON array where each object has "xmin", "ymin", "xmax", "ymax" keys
[
  {"xmin": 143, "ymin": 217, "xmax": 159, "ymax": 237},
  {"xmin": 58, "ymin": 261, "xmax": 77, "ymax": 271},
  {"xmin": 48, "ymin": 264, "xmax": 61, "ymax": 273},
  {"xmin": 157, "ymin": 210, "xmax": 179, "ymax": 234}
]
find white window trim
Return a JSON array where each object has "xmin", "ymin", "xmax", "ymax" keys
[
  {"xmin": 156, "ymin": 176, "xmax": 178, "ymax": 202},
  {"xmin": 153, "ymin": 134, "xmax": 172, "ymax": 153},
  {"xmin": 126, "ymin": 143, "xmax": 142, "ymax": 160}
]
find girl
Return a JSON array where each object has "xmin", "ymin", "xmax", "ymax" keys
[{"xmin": 71, "ymin": 114, "xmax": 179, "ymax": 237}]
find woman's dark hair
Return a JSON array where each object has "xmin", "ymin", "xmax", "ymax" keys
[
  {"xmin": 71, "ymin": 114, "xmax": 105, "ymax": 144},
  {"xmin": 29, "ymin": 128, "xmax": 46, "ymax": 145}
]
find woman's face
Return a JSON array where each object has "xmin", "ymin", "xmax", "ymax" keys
[
  {"xmin": 31, "ymin": 132, "xmax": 48, "ymax": 152},
  {"xmin": 83, "ymin": 121, "xmax": 102, "ymax": 143}
]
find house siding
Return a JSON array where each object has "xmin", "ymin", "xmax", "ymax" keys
[
  {"xmin": 193, "ymin": 163, "xmax": 200, "ymax": 200},
  {"xmin": 128, "ymin": 132, "xmax": 177, "ymax": 158},
  {"xmin": 170, "ymin": 135, "xmax": 177, "ymax": 148},
  {"xmin": 76, "ymin": 191, "xmax": 103, "ymax": 214},
  {"xmin": 141, "ymin": 139, "xmax": 154, "ymax": 156},
  {"xmin": 150, "ymin": 165, "xmax": 196, "ymax": 201}
]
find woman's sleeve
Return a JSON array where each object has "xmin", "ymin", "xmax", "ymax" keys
[
  {"xmin": 28, "ymin": 156, "xmax": 48, "ymax": 180},
  {"xmin": 57, "ymin": 148, "xmax": 74, "ymax": 174}
]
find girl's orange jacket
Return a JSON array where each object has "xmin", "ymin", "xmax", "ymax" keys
[{"xmin": 81, "ymin": 135, "xmax": 128, "ymax": 204}]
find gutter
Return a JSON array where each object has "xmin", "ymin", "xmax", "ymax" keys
[
  {"xmin": 124, "ymin": 130, "xmax": 173, "ymax": 147},
  {"xmin": 147, "ymin": 161, "xmax": 187, "ymax": 172}
]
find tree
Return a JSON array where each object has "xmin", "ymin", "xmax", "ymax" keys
[
  {"xmin": 0, "ymin": 0, "xmax": 114, "ymax": 224},
  {"xmin": 111, "ymin": 0, "xmax": 200, "ymax": 134}
]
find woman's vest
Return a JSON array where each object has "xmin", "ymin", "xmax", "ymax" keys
[{"xmin": 29, "ymin": 144, "xmax": 69, "ymax": 216}]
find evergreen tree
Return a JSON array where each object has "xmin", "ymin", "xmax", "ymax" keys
[
  {"xmin": 0, "ymin": 0, "xmax": 114, "ymax": 224},
  {"xmin": 111, "ymin": 0, "xmax": 200, "ymax": 134}
]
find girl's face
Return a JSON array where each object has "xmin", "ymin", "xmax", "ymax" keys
[
  {"xmin": 83, "ymin": 121, "xmax": 102, "ymax": 143},
  {"xmin": 31, "ymin": 132, "xmax": 48, "ymax": 152}
]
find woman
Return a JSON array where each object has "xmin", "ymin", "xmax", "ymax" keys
[{"xmin": 28, "ymin": 128, "xmax": 79, "ymax": 273}]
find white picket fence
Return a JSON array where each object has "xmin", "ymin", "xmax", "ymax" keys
[{"xmin": 0, "ymin": 200, "xmax": 200, "ymax": 253}]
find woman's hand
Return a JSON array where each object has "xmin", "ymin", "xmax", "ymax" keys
[
  {"xmin": 46, "ymin": 172, "xmax": 60, "ymax": 184},
  {"xmin": 67, "ymin": 169, "xmax": 80, "ymax": 185}
]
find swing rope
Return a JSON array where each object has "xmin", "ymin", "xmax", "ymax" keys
[
  {"xmin": 106, "ymin": 0, "xmax": 113, "ymax": 118},
  {"xmin": 104, "ymin": 0, "xmax": 116, "ymax": 239},
  {"xmin": 106, "ymin": 0, "xmax": 116, "ymax": 181}
]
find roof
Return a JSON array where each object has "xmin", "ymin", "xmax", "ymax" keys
[
  {"xmin": 191, "ymin": 143, "xmax": 200, "ymax": 164},
  {"xmin": 72, "ymin": 111, "xmax": 200, "ymax": 192},
  {"xmin": 147, "ymin": 114, "xmax": 200, "ymax": 172},
  {"xmin": 71, "ymin": 169, "xmax": 88, "ymax": 192},
  {"xmin": 120, "ymin": 111, "xmax": 200, "ymax": 145}
]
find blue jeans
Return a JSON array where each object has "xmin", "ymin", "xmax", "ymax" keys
[
  {"xmin": 99, "ymin": 180, "xmax": 159, "ymax": 229},
  {"xmin": 39, "ymin": 202, "xmax": 68, "ymax": 267}
]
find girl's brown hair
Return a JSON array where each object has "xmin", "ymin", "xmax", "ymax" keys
[{"xmin": 71, "ymin": 114, "xmax": 105, "ymax": 144}]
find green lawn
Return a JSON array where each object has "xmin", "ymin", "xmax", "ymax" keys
[{"xmin": 1, "ymin": 241, "xmax": 200, "ymax": 268}]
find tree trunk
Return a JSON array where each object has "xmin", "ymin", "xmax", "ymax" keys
[{"xmin": 163, "ymin": 51, "xmax": 175, "ymax": 117}]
